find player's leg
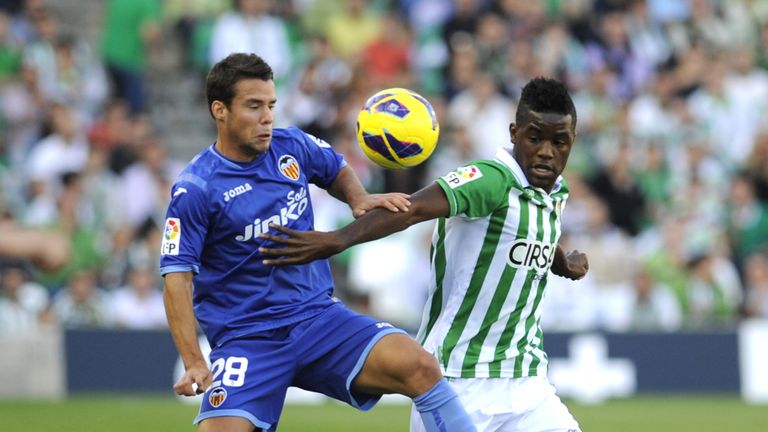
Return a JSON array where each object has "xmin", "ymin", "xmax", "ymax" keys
[
  {"xmin": 442, "ymin": 376, "xmax": 578, "ymax": 432},
  {"xmin": 291, "ymin": 303, "xmax": 475, "ymax": 432},
  {"xmin": 410, "ymin": 404, "xmax": 427, "ymax": 432},
  {"xmin": 352, "ymin": 332, "xmax": 441, "ymax": 396},
  {"xmin": 198, "ymin": 416, "xmax": 256, "ymax": 432},
  {"xmin": 506, "ymin": 377, "xmax": 580, "ymax": 432},
  {"xmin": 410, "ymin": 402, "xmax": 500, "ymax": 432},
  {"xmin": 353, "ymin": 333, "xmax": 476, "ymax": 432},
  {"xmin": 409, "ymin": 386, "xmax": 498, "ymax": 432}
]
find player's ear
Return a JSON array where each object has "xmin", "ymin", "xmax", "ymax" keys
[
  {"xmin": 509, "ymin": 123, "xmax": 517, "ymax": 143},
  {"xmin": 211, "ymin": 101, "xmax": 227, "ymax": 122}
]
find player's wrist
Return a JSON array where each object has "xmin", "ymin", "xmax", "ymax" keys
[
  {"xmin": 329, "ymin": 231, "xmax": 350, "ymax": 256},
  {"xmin": 345, "ymin": 192, "xmax": 368, "ymax": 211},
  {"xmin": 183, "ymin": 357, "xmax": 208, "ymax": 371}
]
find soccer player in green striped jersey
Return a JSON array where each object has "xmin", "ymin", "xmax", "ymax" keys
[{"xmin": 261, "ymin": 77, "xmax": 589, "ymax": 432}]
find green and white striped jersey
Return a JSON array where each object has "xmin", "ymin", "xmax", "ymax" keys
[{"xmin": 416, "ymin": 147, "xmax": 569, "ymax": 379}]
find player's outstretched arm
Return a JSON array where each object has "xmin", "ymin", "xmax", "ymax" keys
[
  {"xmin": 163, "ymin": 272, "xmax": 212, "ymax": 396},
  {"xmin": 326, "ymin": 165, "xmax": 411, "ymax": 217},
  {"xmin": 550, "ymin": 245, "xmax": 589, "ymax": 280},
  {"xmin": 0, "ymin": 225, "xmax": 71, "ymax": 271},
  {"xmin": 261, "ymin": 182, "xmax": 450, "ymax": 266}
]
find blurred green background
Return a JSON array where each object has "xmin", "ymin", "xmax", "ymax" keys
[{"xmin": 2, "ymin": 395, "xmax": 766, "ymax": 432}]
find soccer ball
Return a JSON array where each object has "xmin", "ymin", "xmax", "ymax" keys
[{"xmin": 356, "ymin": 88, "xmax": 439, "ymax": 170}]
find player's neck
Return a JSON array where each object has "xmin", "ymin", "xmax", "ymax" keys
[{"xmin": 214, "ymin": 139, "xmax": 260, "ymax": 163}]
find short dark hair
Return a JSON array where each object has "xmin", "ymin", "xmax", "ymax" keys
[
  {"xmin": 205, "ymin": 53, "xmax": 274, "ymax": 117},
  {"xmin": 516, "ymin": 77, "xmax": 577, "ymax": 129}
]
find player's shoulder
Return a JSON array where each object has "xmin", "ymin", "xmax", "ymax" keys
[
  {"xmin": 271, "ymin": 126, "xmax": 300, "ymax": 140},
  {"xmin": 270, "ymin": 127, "xmax": 310, "ymax": 144},
  {"xmin": 271, "ymin": 127, "xmax": 331, "ymax": 150},
  {"xmin": 171, "ymin": 147, "xmax": 220, "ymax": 194},
  {"xmin": 473, "ymin": 159, "xmax": 514, "ymax": 177},
  {"xmin": 436, "ymin": 159, "xmax": 510, "ymax": 194},
  {"xmin": 452, "ymin": 159, "xmax": 514, "ymax": 182},
  {"xmin": 488, "ymin": 150, "xmax": 531, "ymax": 190}
]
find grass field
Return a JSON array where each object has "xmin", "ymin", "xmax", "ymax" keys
[{"xmin": 1, "ymin": 394, "xmax": 766, "ymax": 431}]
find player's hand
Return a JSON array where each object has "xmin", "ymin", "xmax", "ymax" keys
[
  {"xmin": 259, "ymin": 224, "xmax": 343, "ymax": 266},
  {"xmin": 174, "ymin": 363, "xmax": 212, "ymax": 396},
  {"xmin": 552, "ymin": 250, "xmax": 589, "ymax": 280},
  {"xmin": 349, "ymin": 193, "xmax": 410, "ymax": 218}
]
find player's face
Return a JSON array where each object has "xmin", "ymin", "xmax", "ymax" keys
[
  {"xmin": 510, "ymin": 111, "xmax": 575, "ymax": 192},
  {"xmin": 222, "ymin": 78, "xmax": 276, "ymax": 158}
]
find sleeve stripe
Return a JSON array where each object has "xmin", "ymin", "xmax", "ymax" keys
[
  {"xmin": 435, "ymin": 179, "xmax": 458, "ymax": 216},
  {"xmin": 178, "ymin": 173, "xmax": 208, "ymax": 190},
  {"xmin": 160, "ymin": 264, "xmax": 200, "ymax": 276}
]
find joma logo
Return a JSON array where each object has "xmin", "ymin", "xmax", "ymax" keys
[{"xmin": 223, "ymin": 183, "xmax": 253, "ymax": 202}]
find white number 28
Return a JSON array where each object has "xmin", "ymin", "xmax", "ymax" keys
[{"xmin": 210, "ymin": 356, "xmax": 248, "ymax": 387}]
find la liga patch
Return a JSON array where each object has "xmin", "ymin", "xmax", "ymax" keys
[
  {"xmin": 161, "ymin": 218, "xmax": 181, "ymax": 255},
  {"xmin": 442, "ymin": 165, "xmax": 483, "ymax": 189}
]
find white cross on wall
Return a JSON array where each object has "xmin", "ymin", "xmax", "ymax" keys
[{"xmin": 548, "ymin": 334, "xmax": 637, "ymax": 404}]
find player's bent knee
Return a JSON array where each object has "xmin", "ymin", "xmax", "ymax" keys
[
  {"xmin": 411, "ymin": 349, "xmax": 442, "ymax": 381},
  {"xmin": 356, "ymin": 334, "xmax": 443, "ymax": 396},
  {"xmin": 395, "ymin": 345, "xmax": 443, "ymax": 396},
  {"xmin": 386, "ymin": 336, "xmax": 441, "ymax": 380}
]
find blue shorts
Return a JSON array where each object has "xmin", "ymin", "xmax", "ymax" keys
[{"xmin": 194, "ymin": 301, "xmax": 406, "ymax": 431}]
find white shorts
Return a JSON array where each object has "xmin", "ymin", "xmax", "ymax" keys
[{"xmin": 410, "ymin": 376, "xmax": 580, "ymax": 432}]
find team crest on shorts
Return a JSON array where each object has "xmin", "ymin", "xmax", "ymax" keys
[
  {"xmin": 278, "ymin": 155, "xmax": 300, "ymax": 180},
  {"xmin": 209, "ymin": 387, "xmax": 227, "ymax": 408}
]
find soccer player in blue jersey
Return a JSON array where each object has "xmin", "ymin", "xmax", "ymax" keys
[{"xmin": 160, "ymin": 53, "xmax": 476, "ymax": 432}]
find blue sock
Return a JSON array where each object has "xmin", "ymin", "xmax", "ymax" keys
[{"xmin": 413, "ymin": 379, "xmax": 476, "ymax": 432}]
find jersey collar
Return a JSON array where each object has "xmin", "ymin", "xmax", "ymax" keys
[{"xmin": 208, "ymin": 143, "xmax": 266, "ymax": 170}]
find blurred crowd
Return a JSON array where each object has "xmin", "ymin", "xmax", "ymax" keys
[{"xmin": 1, "ymin": 0, "xmax": 768, "ymax": 335}]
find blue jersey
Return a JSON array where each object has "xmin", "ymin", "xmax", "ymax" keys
[{"xmin": 160, "ymin": 127, "xmax": 346, "ymax": 347}]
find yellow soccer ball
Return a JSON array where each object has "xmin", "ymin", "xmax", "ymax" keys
[{"xmin": 356, "ymin": 88, "xmax": 439, "ymax": 169}]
